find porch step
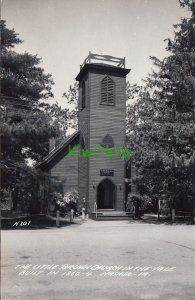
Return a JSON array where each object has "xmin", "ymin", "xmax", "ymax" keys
[{"xmin": 89, "ymin": 211, "xmax": 134, "ymax": 221}]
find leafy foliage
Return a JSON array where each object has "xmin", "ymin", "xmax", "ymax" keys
[
  {"xmin": 56, "ymin": 190, "xmax": 78, "ymax": 213},
  {"xmin": 126, "ymin": 0, "xmax": 195, "ymax": 213},
  {"xmin": 1, "ymin": 20, "xmax": 22, "ymax": 49},
  {"xmin": 63, "ymin": 82, "xmax": 79, "ymax": 130},
  {"xmin": 0, "ymin": 21, "xmax": 68, "ymax": 212}
]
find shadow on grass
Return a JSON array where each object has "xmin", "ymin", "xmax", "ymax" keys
[
  {"xmin": 1, "ymin": 214, "xmax": 81, "ymax": 230},
  {"xmin": 127, "ymin": 214, "xmax": 194, "ymax": 225}
]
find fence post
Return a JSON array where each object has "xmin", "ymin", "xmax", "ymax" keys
[
  {"xmin": 134, "ymin": 204, "xmax": 136, "ymax": 219},
  {"xmin": 171, "ymin": 209, "xmax": 175, "ymax": 222},
  {"xmin": 82, "ymin": 208, "xmax": 85, "ymax": 219},
  {"xmin": 158, "ymin": 200, "xmax": 160, "ymax": 221},
  {"xmin": 56, "ymin": 210, "xmax": 60, "ymax": 227},
  {"xmin": 94, "ymin": 202, "xmax": 97, "ymax": 219},
  {"xmin": 70, "ymin": 209, "xmax": 74, "ymax": 223}
]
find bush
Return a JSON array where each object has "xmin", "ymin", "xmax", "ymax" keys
[
  {"xmin": 126, "ymin": 193, "xmax": 144, "ymax": 211},
  {"xmin": 126, "ymin": 193, "xmax": 152, "ymax": 216},
  {"xmin": 55, "ymin": 190, "xmax": 78, "ymax": 213}
]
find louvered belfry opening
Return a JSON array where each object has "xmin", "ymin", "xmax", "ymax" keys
[{"xmin": 101, "ymin": 76, "xmax": 114, "ymax": 105}]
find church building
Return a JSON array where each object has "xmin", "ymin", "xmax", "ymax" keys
[{"xmin": 37, "ymin": 53, "xmax": 132, "ymax": 219}]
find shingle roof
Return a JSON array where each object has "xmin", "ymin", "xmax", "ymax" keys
[{"xmin": 36, "ymin": 130, "xmax": 80, "ymax": 170}]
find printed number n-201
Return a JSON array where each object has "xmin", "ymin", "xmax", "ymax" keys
[{"xmin": 13, "ymin": 221, "xmax": 31, "ymax": 227}]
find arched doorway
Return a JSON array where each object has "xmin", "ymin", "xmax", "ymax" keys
[{"xmin": 97, "ymin": 178, "xmax": 116, "ymax": 209}]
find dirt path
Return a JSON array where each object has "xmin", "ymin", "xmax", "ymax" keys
[{"xmin": 1, "ymin": 219, "xmax": 195, "ymax": 300}]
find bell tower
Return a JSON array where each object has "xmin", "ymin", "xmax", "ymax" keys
[{"xmin": 76, "ymin": 53, "xmax": 130, "ymax": 213}]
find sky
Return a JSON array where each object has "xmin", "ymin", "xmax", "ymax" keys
[{"xmin": 2, "ymin": 0, "xmax": 190, "ymax": 107}]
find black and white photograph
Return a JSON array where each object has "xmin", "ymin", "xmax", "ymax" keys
[{"xmin": 1, "ymin": 0, "xmax": 195, "ymax": 299}]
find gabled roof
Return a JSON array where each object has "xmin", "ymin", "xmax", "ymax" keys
[{"xmin": 36, "ymin": 130, "xmax": 80, "ymax": 171}]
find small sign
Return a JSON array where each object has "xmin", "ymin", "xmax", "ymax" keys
[{"xmin": 100, "ymin": 169, "xmax": 114, "ymax": 176}]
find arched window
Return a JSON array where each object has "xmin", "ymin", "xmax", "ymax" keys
[
  {"xmin": 101, "ymin": 76, "xmax": 114, "ymax": 105},
  {"xmin": 79, "ymin": 135, "xmax": 85, "ymax": 149},
  {"xmin": 100, "ymin": 134, "xmax": 114, "ymax": 148}
]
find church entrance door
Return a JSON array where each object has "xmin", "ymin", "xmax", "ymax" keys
[{"xmin": 97, "ymin": 178, "xmax": 115, "ymax": 209}]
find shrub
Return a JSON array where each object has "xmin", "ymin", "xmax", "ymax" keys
[
  {"xmin": 56, "ymin": 190, "xmax": 78, "ymax": 213},
  {"xmin": 126, "ymin": 193, "xmax": 150, "ymax": 216}
]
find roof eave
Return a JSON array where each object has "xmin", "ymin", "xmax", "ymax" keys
[
  {"xmin": 36, "ymin": 130, "xmax": 80, "ymax": 170},
  {"xmin": 76, "ymin": 63, "xmax": 131, "ymax": 81}
]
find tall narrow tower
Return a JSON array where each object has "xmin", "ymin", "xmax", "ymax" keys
[{"xmin": 76, "ymin": 53, "xmax": 130, "ymax": 212}]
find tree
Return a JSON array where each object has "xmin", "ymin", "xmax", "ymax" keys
[
  {"xmin": 1, "ymin": 21, "xmax": 53, "ymax": 101},
  {"xmin": 126, "ymin": 0, "xmax": 195, "ymax": 214},
  {"xmin": 0, "ymin": 21, "xmax": 68, "ymax": 212},
  {"xmin": 63, "ymin": 82, "xmax": 79, "ymax": 130}
]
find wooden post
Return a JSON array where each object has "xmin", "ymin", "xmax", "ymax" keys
[
  {"xmin": 70, "ymin": 209, "xmax": 74, "ymax": 223},
  {"xmin": 132, "ymin": 204, "xmax": 135, "ymax": 220},
  {"xmin": 158, "ymin": 200, "xmax": 160, "ymax": 221},
  {"xmin": 171, "ymin": 209, "xmax": 175, "ymax": 222},
  {"xmin": 82, "ymin": 197, "xmax": 86, "ymax": 219},
  {"xmin": 94, "ymin": 202, "xmax": 97, "ymax": 219},
  {"xmin": 82, "ymin": 208, "xmax": 85, "ymax": 219},
  {"xmin": 56, "ymin": 210, "xmax": 60, "ymax": 227}
]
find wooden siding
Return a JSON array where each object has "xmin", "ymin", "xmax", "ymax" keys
[{"xmin": 51, "ymin": 151, "xmax": 78, "ymax": 195}]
